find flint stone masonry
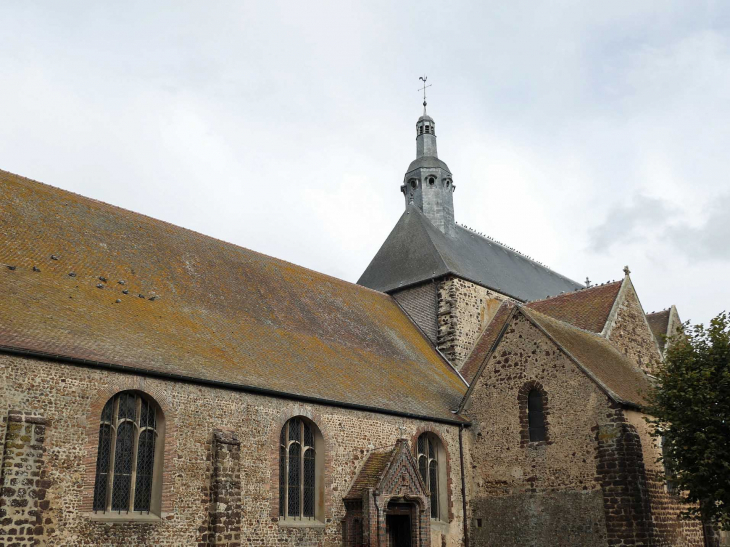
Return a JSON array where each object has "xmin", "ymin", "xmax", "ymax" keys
[
  {"xmin": 1, "ymin": 353, "xmax": 466, "ymax": 546},
  {"xmin": 437, "ymin": 276, "xmax": 510, "ymax": 367},
  {"xmin": 606, "ymin": 282, "xmax": 661, "ymax": 375},
  {"xmin": 462, "ymin": 312, "xmax": 704, "ymax": 547},
  {"xmin": 0, "ymin": 411, "xmax": 51, "ymax": 547}
]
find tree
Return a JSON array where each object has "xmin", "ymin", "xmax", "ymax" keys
[{"xmin": 646, "ymin": 312, "xmax": 730, "ymax": 532}]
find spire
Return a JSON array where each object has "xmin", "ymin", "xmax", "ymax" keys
[
  {"xmin": 399, "ymin": 77, "xmax": 456, "ymax": 235},
  {"xmin": 419, "ymin": 75, "xmax": 431, "ymax": 117}
]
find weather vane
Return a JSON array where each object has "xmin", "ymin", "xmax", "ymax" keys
[{"xmin": 418, "ymin": 75, "xmax": 431, "ymax": 113}]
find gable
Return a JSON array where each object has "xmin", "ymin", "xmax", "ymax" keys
[
  {"xmin": 0, "ymin": 169, "xmax": 467, "ymax": 423},
  {"xmin": 460, "ymin": 307, "xmax": 653, "ymax": 411},
  {"xmin": 604, "ymin": 277, "xmax": 663, "ymax": 374}
]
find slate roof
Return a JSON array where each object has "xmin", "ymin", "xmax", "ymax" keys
[
  {"xmin": 646, "ymin": 309, "xmax": 671, "ymax": 353},
  {"xmin": 525, "ymin": 281, "xmax": 622, "ymax": 333},
  {"xmin": 0, "ymin": 169, "xmax": 467, "ymax": 423},
  {"xmin": 358, "ymin": 206, "xmax": 583, "ymax": 301},
  {"xmin": 461, "ymin": 305, "xmax": 652, "ymax": 408}
]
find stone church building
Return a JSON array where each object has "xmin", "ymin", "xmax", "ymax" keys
[{"xmin": 0, "ymin": 105, "xmax": 709, "ymax": 546}]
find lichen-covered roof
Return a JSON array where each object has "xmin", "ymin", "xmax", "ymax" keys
[
  {"xmin": 344, "ymin": 448, "xmax": 395, "ymax": 500},
  {"xmin": 523, "ymin": 308, "xmax": 652, "ymax": 406},
  {"xmin": 461, "ymin": 306, "xmax": 653, "ymax": 408},
  {"xmin": 357, "ymin": 206, "xmax": 583, "ymax": 301},
  {"xmin": 0, "ymin": 169, "xmax": 467, "ymax": 422},
  {"xmin": 525, "ymin": 281, "xmax": 622, "ymax": 333},
  {"xmin": 646, "ymin": 309, "xmax": 671, "ymax": 353}
]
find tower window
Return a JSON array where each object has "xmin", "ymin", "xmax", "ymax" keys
[
  {"xmin": 428, "ymin": 177, "xmax": 435, "ymax": 185},
  {"xmin": 410, "ymin": 179, "xmax": 418, "ymax": 189}
]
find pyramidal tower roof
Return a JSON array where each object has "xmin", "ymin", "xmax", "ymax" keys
[{"xmin": 358, "ymin": 84, "xmax": 583, "ymax": 301}]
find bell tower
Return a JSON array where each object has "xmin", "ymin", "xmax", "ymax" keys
[{"xmin": 400, "ymin": 77, "xmax": 456, "ymax": 235}]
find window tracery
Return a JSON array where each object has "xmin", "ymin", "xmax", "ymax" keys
[
  {"xmin": 92, "ymin": 391, "xmax": 162, "ymax": 515},
  {"xmin": 417, "ymin": 432, "xmax": 443, "ymax": 520},
  {"xmin": 279, "ymin": 417, "xmax": 319, "ymax": 520}
]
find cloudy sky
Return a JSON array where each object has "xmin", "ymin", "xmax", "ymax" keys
[{"xmin": 1, "ymin": 1, "xmax": 728, "ymax": 326}]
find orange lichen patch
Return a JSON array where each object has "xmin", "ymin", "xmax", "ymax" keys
[
  {"xmin": 344, "ymin": 448, "xmax": 395, "ymax": 500},
  {"xmin": 0, "ymin": 169, "xmax": 466, "ymax": 421},
  {"xmin": 459, "ymin": 302, "xmax": 514, "ymax": 384},
  {"xmin": 526, "ymin": 281, "xmax": 623, "ymax": 333},
  {"xmin": 523, "ymin": 308, "xmax": 651, "ymax": 406},
  {"xmin": 646, "ymin": 309, "xmax": 671, "ymax": 352}
]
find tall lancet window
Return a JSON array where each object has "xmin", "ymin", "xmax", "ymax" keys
[
  {"xmin": 417, "ymin": 432, "xmax": 447, "ymax": 520},
  {"xmin": 92, "ymin": 391, "xmax": 164, "ymax": 515},
  {"xmin": 528, "ymin": 389, "xmax": 547, "ymax": 442},
  {"xmin": 279, "ymin": 417, "xmax": 323, "ymax": 521}
]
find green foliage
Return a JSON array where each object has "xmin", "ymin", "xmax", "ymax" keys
[{"xmin": 646, "ymin": 312, "xmax": 730, "ymax": 530}]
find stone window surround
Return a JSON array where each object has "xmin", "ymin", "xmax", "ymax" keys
[
  {"xmin": 91, "ymin": 391, "xmax": 165, "ymax": 517},
  {"xmin": 410, "ymin": 426, "xmax": 455, "ymax": 523},
  {"xmin": 278, "ymin": 416, "xmax": 324, "ymax": 523},
  {"xmin": 80, "ymin": 377, "xmax": 177, "ymax": 521},
  {"xmin": 518, "ymin": 380, "xmax": 551, "ymax": 448},
  {"xmin": 269, "ymin": 406, "xmax": 333, "ymax": 527}
]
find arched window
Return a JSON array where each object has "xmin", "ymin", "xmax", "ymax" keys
[
  {"xmin": 279, "ymin": 417, "xmax": 323, "ymax": 521},
  {"xmin": 528, "ymin": 389, "xmax": 546, "ymax": 442},
  {"xmin": 417, "ymin": 432, "xmax": 447, "ymax": 520},
  {"xmin": 92, "ymin": 391, "xmax": 164, "ymax": 515}
]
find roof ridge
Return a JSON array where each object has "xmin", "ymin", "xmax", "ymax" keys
[
  {"xmin": 454, "ymin": 222, "xmax": 583, "ymax": 287},
  {"xmin": 0, "ymin": 168, "xmax": 391, "ymax": 300},
  {"xmin": 524, "ymin": 279, "xmax": 622, "ymax": 305}
]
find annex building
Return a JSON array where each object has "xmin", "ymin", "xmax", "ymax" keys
[{"xmin": 0, "ymin": 102, "xmax": 709, "ymax": 546}]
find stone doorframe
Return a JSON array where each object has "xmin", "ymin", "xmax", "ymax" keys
[{"xmin": 342, "ymin": 439, "xmax": 430, "ymax": 547}]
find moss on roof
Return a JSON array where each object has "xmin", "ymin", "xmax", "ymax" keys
[{"xmin": 0, "ymin": 169, "xmax": 466, "ymax": 422}]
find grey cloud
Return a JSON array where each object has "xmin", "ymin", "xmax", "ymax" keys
[
  {"xmin": 587, "ymin": 195, "xmax": 673, "ymax": 252},
  {"xmin": 668, "ymin": 194, "xmax": 730, "ymax": 261}
]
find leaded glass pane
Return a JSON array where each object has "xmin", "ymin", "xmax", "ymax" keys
[
  {"xmin": 140, "ymin": 398, "xmax": 155, "ymax": 429},
  {"xmin": 303, "ymin": 448, "xmax": 315, "ymax": 518},
  {"xmin": 111, "ymin": 421, "xmax": 134, "ymax": 511},
  {"xmin": 429, "ymin": 461, "xmax": 439, "ymax": 519},
  {"xmin": 101, "ymin": 399, "xmax": 114, "ymax": 423},
  {"xmin": 289, "ymin": 418, "xmax": 301, "ymax": 443},
  {"xmin": 288, "ymin": 443, "xmax": 301, "ymax": 517},
  {"xmin": 93, "ymin": 423, "xmax": 112, "ymax": 511},
  {"xmin": 428, "ymin": 438, "xmax": 435, "ymax": 459},
  {"xmin": 528, "ymin": 390, "xmax": 546, "ymax": 442},
  {"xmin": 118, "ymin": 392, "xmax": 137, "ymax": 422},
  {"xmin": 303, "ymin": 421, "xmax": 313, "ymax": 448},
  {"xmin": 528, "ymin": 390, "xmax": 543, "ymax": 412},
  {"xmin": 417, "ymin": 433, "xmax": 425, "ymax": 456},
  {"xmin": 419, "ymin": 455, "xmax": 427, "ymax": 485},
  {"xmin": 134, "ymin": 430, "xmax": 156, "ymax": 512}
]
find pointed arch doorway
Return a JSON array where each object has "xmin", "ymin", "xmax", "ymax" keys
[{"xmin": 342, "ymin": 439, "xmax": 430, "ymax": 547}]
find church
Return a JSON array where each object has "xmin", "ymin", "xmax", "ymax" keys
[{"xmin": 0, "ymin": 99, "xmax": 707, "ymax": 546}]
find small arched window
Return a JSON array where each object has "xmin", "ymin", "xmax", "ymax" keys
[
  {"xmin": 428, "ymin": 177, "xmax": 435, "ymax": 186},
  {"xmin": 528, "ymin": 389, "xmax": 546, "ymax": 442},
  {"xmin": 417, "ymin": 432, "xmax": 446, "ymax": 520},
  {"xmin": 92, "ymin": 391, "xmax": 163, "ymax": 515},
  {"xmin": 279, "ymin": 417, "xmax": 322, "ymax": 521}
]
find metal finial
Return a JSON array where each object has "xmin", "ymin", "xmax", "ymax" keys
[{"xmin": 418, "ymin": 75, "xmax": 432, "ymax": 114}]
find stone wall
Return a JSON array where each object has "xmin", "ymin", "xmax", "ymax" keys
[
  {"xmin": 437, "ymin": 276, "xmax": 510, "ymax": 368},
  {"xmin": 462, "ymin": 313, "xmax": 612, "ymax": 546},
  {"xmin": 624, "ymin": 411, "xmax": 705, "ymax": 547},
  {"xmin": 0, "ymin": 411, "xmax": 52, "ymax": 546},
  {"xmin": 0, "ymin": 353, "xmax": 466, "ymax": 547},
  {"xmin": 392, "ymin": 282, "xmax": 439, "ymax": 344},
  {"xmin": 606, "ymin": 281, "xmax": 662, "ymax": 375}
]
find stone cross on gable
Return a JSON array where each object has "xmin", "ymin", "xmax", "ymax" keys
[{"xmin": 398, "ymin": 426, "xmax": 407, "ymax": 439}]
